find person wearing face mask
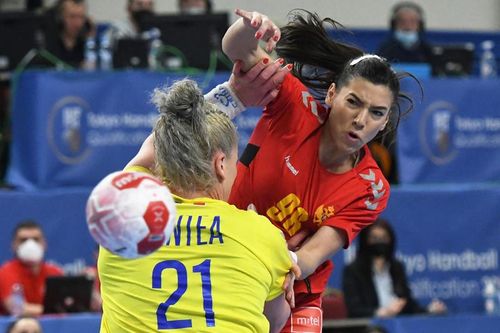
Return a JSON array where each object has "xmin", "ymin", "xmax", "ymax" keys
[
  {"xmin": 0, "ymin": 221, "xmax": 63, "ymax": 316},
  {"xmin": 108, "ymin": 0, "xmax": 156, "ymax": 40},
  {"xmin": 342, "ymin": 218, "xmax": 447, "ymax": 318},
  {"xmin": 377, "ymin": 1, "xmax": 433, "ymax": 64},
  {"xmin": 178, "ymin": 0, "xmax": 212, "ymax": 15}
]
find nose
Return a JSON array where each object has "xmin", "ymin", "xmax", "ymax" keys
[{"xmin": 353, "ymin": 109, "xmax": 368, "ymax": 129}]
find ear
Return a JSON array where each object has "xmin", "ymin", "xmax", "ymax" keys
[
  {"xmin": 380, "ymin": 117, "xmax": 389, "ymax": 132},
  {"xmin": 325, "ymin": 83, "xmax": 336, "ymax": 105},
  {"xmin": 213, "ymin": 151, "xmax": 226, "ymax": 183}
]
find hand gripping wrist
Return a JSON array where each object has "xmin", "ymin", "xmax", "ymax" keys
[{"xmin": 204, "ymin": 82, "xmax": 246, "ymax": 119}]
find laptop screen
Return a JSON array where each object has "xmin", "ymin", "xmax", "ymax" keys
[
  {"xmin": 142, "ymin": 13, "xmax": 230, "ymax": 70},
  {"xmin": 43, "ymin": 275, "xmax": 94, "ymax": 314}
]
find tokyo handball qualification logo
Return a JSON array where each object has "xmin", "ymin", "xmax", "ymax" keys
[
  {"xmin": 419, "ymin": 101, "xmax": 458, "ymax": 165},
  {"xmin": 47, "ymin": 96, "xmax": 91, "ymax": 164}
]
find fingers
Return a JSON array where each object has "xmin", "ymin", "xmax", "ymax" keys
[
  {"xmin": 290, "ymin": 262, "xmax": 301, "ymax": 280},
  {"xmin": 286, "ymin": 287, "xmax": 295, "ymax": 309},
  {"xmin": 242, "ymin": 58, "xmax": 271, "ymax": 82},
  {"xmin": 235, "ymin": 9, "xmax": 280, "ymax": 51},
  {"xmin": 234, "ymin": 8, "xmax": 252, "ymax": 21},
  {"xmin": 283, "ymin": 272, "xmax": 296, "ymax": 308}
]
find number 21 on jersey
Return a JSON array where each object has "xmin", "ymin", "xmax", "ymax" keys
[{"xmin": 152, "ymin": 259, "xmax": 215, "ymax": 329}]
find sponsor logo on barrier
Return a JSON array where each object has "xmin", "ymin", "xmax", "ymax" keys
[
  {"xmin": 419, "ymin": 101, "xmax": 458, "ymax": 165},
  {"xmin": 48, "ymin": 96, "xmax": 158, "ymax": 164},
  {"xmin": 420, "ymin": 100, "xmax": 500, "ymax": 165},
  {"xmin": 47, "ymin": 96, "xmax": 91, "ymax": 164}
]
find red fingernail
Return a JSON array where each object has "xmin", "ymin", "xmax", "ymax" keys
[
  {"xmin": 262, "ymin": 58, "xmax": 269, "ymax": 64},
  {"xmin": 273, "ymin": 35, "xmax": 279, "ymax": 41},
  {"xmin": 286, "ymin": 64, "xmax": 293, "ymax": 70},
  {"xmin": 278, "ymin": 58, "xmax": 284, "ymax": 65},
  {"xmin": 255, "ymin": 32, "xmax": 262, "ymax": 39}
]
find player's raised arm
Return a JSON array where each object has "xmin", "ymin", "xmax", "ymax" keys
[{"xmin": 222, "ymin": 8, "xmax": 280, "ymax": 72}]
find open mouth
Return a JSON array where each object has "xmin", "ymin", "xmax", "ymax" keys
[{"xmin": 348, "ymin": 132, "xmax": 360, "ymax": 140}]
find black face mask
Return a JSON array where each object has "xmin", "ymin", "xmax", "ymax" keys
[
  {"xmin": 367, "ymin": 242, "xmax": 391, "ymax": 258},
  {"xmin": 132, "ymin": 9, "xmax": 154, "ymax": 31}
]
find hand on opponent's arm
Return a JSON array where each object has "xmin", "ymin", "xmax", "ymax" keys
[{"xmin": 222, "ymin": 8, "xmax": 281, "ymax": 71}]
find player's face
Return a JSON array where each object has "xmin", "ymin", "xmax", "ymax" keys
[{"xmin": 324, "ymin": 77, "xmax": 392, "ymax": 156}]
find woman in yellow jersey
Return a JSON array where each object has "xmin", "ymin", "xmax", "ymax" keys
[{"xmin": 98, "ymin": 79, "xmax": 294, "ymax": 333}]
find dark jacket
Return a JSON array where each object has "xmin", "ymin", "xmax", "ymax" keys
[
  {"xmin": 377, "ymin": 36, "xmax": 433, "ymax": 63},
  {"xmin": 342, "ymin": 258, "xmax": 426, "ymax": 318}
]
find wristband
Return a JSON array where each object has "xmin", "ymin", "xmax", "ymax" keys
[
  {"xmin": 204, "ymin": 82, "xmax": 246, "ymax": 119},
  {"xmin": 289, "ymin": 251, "xmax": 298, "ymax": 264}
]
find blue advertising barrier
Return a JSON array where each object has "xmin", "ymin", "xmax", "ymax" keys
[
  {"xmin": 329, "ymin": 183, "xmax": 500, "ymax": 314},
  {"xmin": 397, "ymin": 78, "xmax": 500, "ymax": 183},
  {"xmin": 6, "ymin": 70, "xmax": 263, "ymax": 190},
  {"xmin": 8, "ymin": 71, "xmax": 500, "ymax": 187},
  {"xmin": 1, "ymin": 184, "xmax": 499, "ymax": 313}
]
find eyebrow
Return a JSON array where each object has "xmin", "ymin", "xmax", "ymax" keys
[{"xmin": 348, "ymin": 93, "xmax": 390, "ymax": 112}]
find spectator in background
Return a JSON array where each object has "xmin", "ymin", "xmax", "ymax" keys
[
  {"xmin": 342, "ymin": 218, "xmax": 447, "ymax": 318},
  {"xmin": 178, "ymin": 0, "xmax": 212, "ymax": 15},
  {"xmin": 43, "ymin": 0, "xmax": 94, "ymax": 68},
  {"xmin": 5, "ymin": 316, "xmax": 42, "ymax": 333},
  {"xmin": 0, "ymin": 220, "xmax": 63, "ymax": 316},
  {"xmin": 377, "ymin": 1, "xmax": 433, "ymax": 63},
  {"xmin": 108, "ymin": 0, "xmax": 155, "ymax": 40}
]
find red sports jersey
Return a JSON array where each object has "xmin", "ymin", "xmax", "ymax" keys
[
  {"xmin": 0, "ymin": 259, "xmax": 63, "ymax": 314},
  {"xmin": 229, "ymin": 73, "xmax": 390, "ymax": 296}
]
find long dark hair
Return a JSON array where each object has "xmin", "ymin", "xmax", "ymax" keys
[
  {"xmin": 276, "ymin": 9, "xmax": 419, "ymax": 139},
  {"xmin": 354, "ymin": 218, "xmax": 397, "ymax": 276}
]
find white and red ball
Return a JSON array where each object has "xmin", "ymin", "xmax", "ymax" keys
[{"xmin": 86, "ymin": 171, "xmax": 176, "ymax": 259}]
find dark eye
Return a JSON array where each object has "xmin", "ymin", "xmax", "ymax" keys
[
  {"xmin": 371, "ymin": 109, "xmax": 387, "ymax": 117},
  {"xmin": 347, "ymin": 98, "xmax": 358, "ymax": 106}
]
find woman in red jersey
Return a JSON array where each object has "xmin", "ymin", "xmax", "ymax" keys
[
  {"xmin": 220, "ymin": 9, "xmax": 415, "ymax": 332},
  {"xmin": 129, "ymin": 8, "xmax": 415, "ymax": 332}
]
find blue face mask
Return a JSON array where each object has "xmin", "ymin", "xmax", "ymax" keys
[{"xmin": 394, "ymin": 30, "xmax": 419, "ymax": 49}]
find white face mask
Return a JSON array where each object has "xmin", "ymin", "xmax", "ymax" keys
[
  {"xmin": 394, "ymin": 30, "xmax": 419, "ymax": 49},
  {"xmin": 17, "ymin": 239, "xmax": 44, "ymax": 263}
]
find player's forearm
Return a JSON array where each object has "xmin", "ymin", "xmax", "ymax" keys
[
  {"xmin": 125, "ymin": 133, "xmax": 155, "ymax": 170},
  {"xmin": 295, "ymin": 226, "xmax": 345, "ymax": 278},
  {"xmin": 222, "ymin": 18, "xmax": 266, "ymax": 71},
  {"xmin": 264, "ymin": 293, "xmax": 290, "ymax": 333}
]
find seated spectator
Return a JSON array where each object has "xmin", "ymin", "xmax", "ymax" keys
[
  {"xmin": 5, "ymin": 316, "xmax": 42, "ymax": 333},
  {"xmin": 108, "ymin": 0, "xmax": 155, "ymax": 40},
  {"xmin": 178, "ymin": 0, "xmax": 212, "ymax": 15},
  {"xmin": 377, "ymin": 1, "xmax": 433, "ymax": 63},
  {"xmin": 43, "ymin": 0, "xmax": 94, "ymax": 69},
  {"xmin": 0, "ymin": 220, "xmax": 63, "ymax": 316},
  {"xmin": 342, "ymin": 218, "xmax": 447, "ymax": 318}
]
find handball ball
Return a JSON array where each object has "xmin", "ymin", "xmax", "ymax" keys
[{"xmin": 86, "ymin": 171, "xmax": 176, "ymax": 259}]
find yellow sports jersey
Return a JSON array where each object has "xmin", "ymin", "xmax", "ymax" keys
[{"xmin": 98, "ymin": 194, "xmax": 292, "ymax": 333}]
